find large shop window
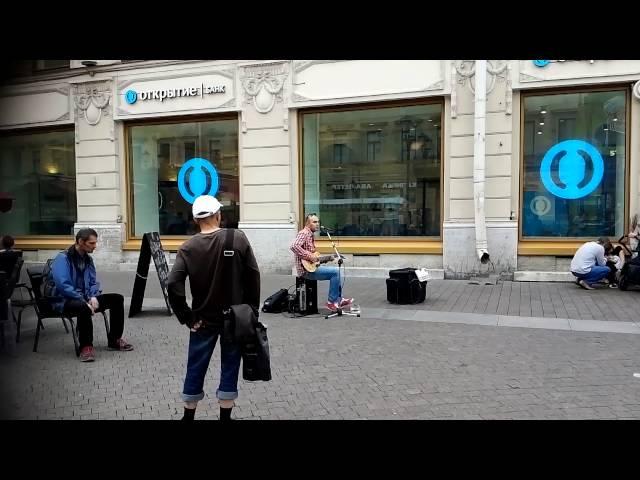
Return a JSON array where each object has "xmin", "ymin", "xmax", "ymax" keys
[
  {"xmin": 302, "ymin": 102, "xmax": 442, "ymax": 237},
  {"xmin": 522, "ymin": 89, "xmax": 627, "ymax": 239},
  {"xmin": 0, "ymin": 129, "xmax": 76, "ymax": 236},
  {"xmin": 128, "ymin": 118, "xmax": 239, "ymax": 236}
]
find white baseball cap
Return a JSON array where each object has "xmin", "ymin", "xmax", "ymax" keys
[{"xmin": 192, "ymin": 195, "xmax": 222, "ymax": 219}]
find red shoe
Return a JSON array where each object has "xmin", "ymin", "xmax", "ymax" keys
[
  {"xmin": 79, "ymin": 346, "xmax": 95, "ymax": 362},
  {"xmin": 326, "ymin": 302, "xmax": 338, "ymax": 312},
  {"xmin": 339, "ymin": 297, "xmax": 354, "ymax": 308}
]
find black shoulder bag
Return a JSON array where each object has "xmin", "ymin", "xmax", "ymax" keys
[{"xmin": 223, "ymin": 228, "xmax": 272, "ymax": 382}]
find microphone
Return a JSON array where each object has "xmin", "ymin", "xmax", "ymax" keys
[{"xmin": 320, "ymin": 225, "xmax": 333, "ymax": 232}]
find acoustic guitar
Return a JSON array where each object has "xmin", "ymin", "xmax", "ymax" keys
[{"xmin": 301, "ymin": 251, "xmax": 337, "ymax": 273}]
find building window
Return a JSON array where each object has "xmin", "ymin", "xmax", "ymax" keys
[
  {"xmin": 521, "ymin": 88, "xmax": 627, "ymax": 239},
  {"xmin": 302, "ymin": 101, "xmax": 442, "ymax": 237},
  {"xmin": 0, "ymin": 128, "xmax": 76, "ymax": 235},
  {"xmin": 128, "ymin": 117, "xmax": 239, "ymax": 236}
]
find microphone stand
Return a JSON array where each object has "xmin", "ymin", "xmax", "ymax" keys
[{"xmin": 322, "ymin": 228, "xmax": 360, "ymax": 319}]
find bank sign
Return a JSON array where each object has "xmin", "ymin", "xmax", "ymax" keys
[
  {"xmin": 116, "ymin": 73, "xmax": 235, "ymax": 118},
  {"xmin": 124, "ymin": 84, "xmax": 226, "ymax": 104}
]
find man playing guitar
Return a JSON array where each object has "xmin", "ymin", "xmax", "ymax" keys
[{"xmin": 290, "ymin": 213, "xmax": 354, "ymax": 312}]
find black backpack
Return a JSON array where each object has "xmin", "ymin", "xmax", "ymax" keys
[
  {"xmin": 42, "ymin": 258, "xmax": 60, "ymax": 300},
  {"xmin": 261, "ymin": 288, "xmax": 289, "ymax": 313}
]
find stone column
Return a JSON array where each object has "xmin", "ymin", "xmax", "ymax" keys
[
  {"xmin": 238, "ymin": 62, "xmax": 297, "ymax": 274},
  {"xmin": 73, "ymin": 80, "xmax": 123, "ymax": 268},
  {"xmin": 444, "ymin": 60, "xmax": 517, "ymax": 278}
]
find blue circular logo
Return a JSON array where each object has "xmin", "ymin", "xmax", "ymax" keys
[
  {"xmin": 533, "ymin": 60, "xmax": 550, "ymax": 67},
  {"xmin": 540, "ymin": 140, "xmax": 604, "ymax": 200},
  {"xmin": 177, "ymin": 158, "xmax": 219, "ymax": 204},
  {"xmin": 124, "ymin": 90, "xmax": 138, "ymax": 105}
]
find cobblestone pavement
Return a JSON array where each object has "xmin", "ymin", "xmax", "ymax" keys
[{"xmin": 1, "ymin": 272, "xmax": 639, "ymax": 420}]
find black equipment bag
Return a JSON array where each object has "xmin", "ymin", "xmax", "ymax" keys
[
  {"xmin": 223, "ymin": 228, "xmax": 271, "ymax": 382},
  {"xmin": 386, "ymin": 268, "xmax": 427, "ymax": 304},
  {"xmin": 261, "ymin": 288, "xmax": 289, "ymax": 313}
]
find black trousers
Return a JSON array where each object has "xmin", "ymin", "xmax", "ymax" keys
[
  {"xmin": 606, "ymin": 261, "xmax": 618, "ymax": 285},
  {"xmin": 62, "ymin": 293, "xmax": 124, "ymax": 348}
]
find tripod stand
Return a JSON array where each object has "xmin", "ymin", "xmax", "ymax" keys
[{"xmin": 323, "ymin": 230, "xmax": 360, "ymax": 319}]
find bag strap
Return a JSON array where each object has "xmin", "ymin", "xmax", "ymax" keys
[{"xmin": 223, "ymin": 228, "xmax": 235, "ymax": 309}]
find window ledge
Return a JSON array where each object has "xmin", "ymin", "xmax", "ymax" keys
[
  {"xmin": 14, "ymin": 237, "xmax": 74, "ymax": 251},
  {"xmin": 518, "ymin": 241, "xmax": 581, "ymax": 256},
  {"xmin": 123, "ymin": 239, "xmax": 186, "ymax": 251},
  {"xmin": 315, "ymin": 239, "xmax": 442, "ymax": 254}
]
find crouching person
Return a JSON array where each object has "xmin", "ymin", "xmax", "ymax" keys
[{"xmin": 570, "ymin": 236, "xmax": 612, "ymax": 290}]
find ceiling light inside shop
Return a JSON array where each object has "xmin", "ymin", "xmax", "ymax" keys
[
  {"xmin": 603, "ymin": 127, "xmax": 609, "ymax": 131},
  {"xmin": 540, "ymin": 108, "xmax": 547, "ymax": 114},
  {"xmin": 537, "ymin": 131, "xmax": 542, "ymax": 135},
  {"xmin": 613, "ymin": 117, "xmax": 618, "ymax": 122},
  {"xmin": 539, "ymin": 121, "xmax": 545, "ymax": 126},
  {"xmin": 428, "ymin": 119, "xmax": 433, "ymax": 122}
]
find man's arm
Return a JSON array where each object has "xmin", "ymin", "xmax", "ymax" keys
[
  {"xmin": 168, "ymin": 250, "xmax": 194, "ymax": 326},
  {"xmin": 87, "ymin": 261, "xmax": 101, "ymax": 299},
  {"xmin": 51, "ymin": 254, "xmax": 83, "ymax": 301},
  {"xmin": 290, "ymin": 231, "xmax": 317, "ymax": 261}
]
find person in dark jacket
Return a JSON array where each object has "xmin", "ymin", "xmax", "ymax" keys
[
  {"xmin": 168, "ymin": 195, "xmax": 260, "ymax": 422},
  {"xmin": 49, "ymin": 228, "xmax": 133, "ymax": 362}
]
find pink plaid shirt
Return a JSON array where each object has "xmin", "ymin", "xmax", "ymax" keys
[{"xmin": 290, "ymin": 227, "xmax": 316, "ymax": 277}]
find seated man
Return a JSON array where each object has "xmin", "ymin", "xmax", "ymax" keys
[
  {"xmin": 290, "ymin": 213, "xmax": 353, "ymax": 312},
  {"xmin": 570, "ymin": 236, "xmax": 612, "ymax": 290},
  {"xmin": 48, "ymin": 228, "xmax": 133, "ymax": 362}
]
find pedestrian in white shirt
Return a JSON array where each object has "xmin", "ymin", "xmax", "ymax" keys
[{"xmin": 570, "ymin": 237, "xmax": 612, "ymax": 290}]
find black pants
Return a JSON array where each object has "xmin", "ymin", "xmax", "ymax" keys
[
  {"xmin": 62, "ymin": 293, "xmax": 124, "ymax": 348},
  {"xmin": 606, "ymin": 261, "xmax": 618, "ymax": 285}
]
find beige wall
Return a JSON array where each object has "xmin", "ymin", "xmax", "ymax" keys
[{"xmin": 2, "ymin": 60, "xmax": 639, "ymax": 275}]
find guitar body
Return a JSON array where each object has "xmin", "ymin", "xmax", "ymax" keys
[{"xmin": 301, "ymin": 251, "xmax": 335, "ymax": 273}]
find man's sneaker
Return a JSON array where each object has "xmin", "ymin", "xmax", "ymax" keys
[
  {"xmin": 578, "ymin": 280, "xmax": 595, "ymax": 290},
  {"xmin": 108, "ymin": 338, "xmax": 134, "ymax": 351},
  {"xmin": 326, "ymin": 302, "xmax": 338, "ymax": 312},
  {"xmin": 79, "ymin": 346, "xmax": 95, "ymax": 362},
  {"xmin": 339, "ymin": 297, "xmax": 354, "ymax": 308}
]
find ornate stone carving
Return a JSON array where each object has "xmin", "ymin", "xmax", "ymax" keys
[
  {"xmin": 74, "ymin": 81, "xmax": 111, "ymax": 127},
  {"xmin": 241, "ymin": 63, "xmax": 288, "ymax": 114},
  {"xmin": 451, "ymin": 60, "xmax": 511, "ymax": 118}
]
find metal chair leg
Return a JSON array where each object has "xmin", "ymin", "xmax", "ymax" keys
[
  {"xmin": 15, "ymin": 308, "xmax": 24, "ymax": 343},
  {"xmin": 61, "ymin": 317, "xmax": 69, "ymax": 334},
  {"xmin": 33, "ymin": 316, "xmax": 42, "ymax": 353},
  {"xmin": 68, "ymin": 317, "xmax": 80, "ymax": 357}
]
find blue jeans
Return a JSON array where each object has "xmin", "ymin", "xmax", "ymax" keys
[
  {"xmin": 182, "ymin": 326, "xmax": 242, "ymax": 402},
  {"xmin": 572, "ymin": 265, "xmax": 611, "ymax": 285},
  {"xmin": 304, "ymin": 265, "xmax": 341, "ymax": 303}
]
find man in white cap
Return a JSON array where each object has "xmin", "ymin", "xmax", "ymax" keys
[{"xmin": 168, "ymin": 195, "xmax": 261, "ymax": 421}]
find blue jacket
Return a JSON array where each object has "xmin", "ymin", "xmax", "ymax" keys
[{"xmin": 49, "ymin": 247, "xmax": 101, "ymax": 312}]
